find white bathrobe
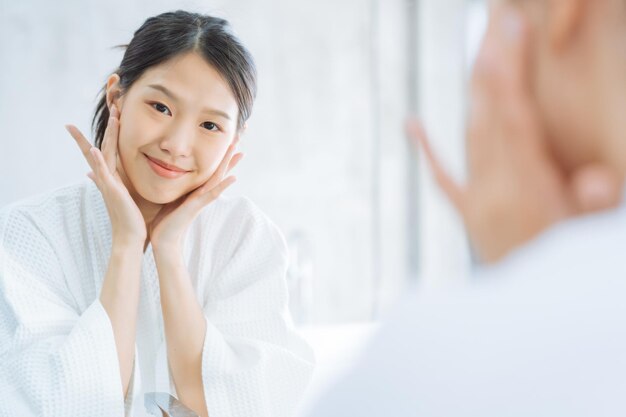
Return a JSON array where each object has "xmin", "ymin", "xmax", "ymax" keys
[
  {"xmin": 305, "ymin": 199, "xmax": 626, "ymax": 416},
  {"xmin": 0, "ymin": 180, "xmax": 314, "ymax": 417}
]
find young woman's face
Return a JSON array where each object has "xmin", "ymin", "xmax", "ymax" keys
[{"xmin": 110, "ymin": 52, "xmax": 240, "ymax": 204}]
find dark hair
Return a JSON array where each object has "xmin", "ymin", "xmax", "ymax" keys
[{"xmin": 91, "ymin": 10, "xmax": 257, "ymax": 148}]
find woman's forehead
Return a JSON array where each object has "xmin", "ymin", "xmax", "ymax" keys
[{"xmin": 132, "ymin": 53, "xmax": 239, "ymax": 116}]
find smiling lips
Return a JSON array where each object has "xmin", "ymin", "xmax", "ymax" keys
[{"xmin": 144, "ymin": 154, "xmax": 190, "ymax": 179}]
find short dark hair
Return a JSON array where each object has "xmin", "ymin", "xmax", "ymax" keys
[{"xmin": 91, "ymin": 10, "xmax": 257, "ymax": 148}]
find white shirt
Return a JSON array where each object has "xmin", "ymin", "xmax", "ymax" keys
[
  {"xmin": 0, "ymin": 180, "xmax": 314, "ymax": 417},
  {"xmin": 306, "ymin": 201, "xmax": 626, "ymax": 416}
]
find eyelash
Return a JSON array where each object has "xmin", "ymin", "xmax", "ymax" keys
[
  {"xmin": 149, "ymin": 102, "xmax": 221, "ymax": 132},
  {"xmin": 151, "ymin": 102, "xmax": 171, "ymax": 116},
  {"xmin": 201, "ymin": 122, "xmax": 219, "ymax": 132}
]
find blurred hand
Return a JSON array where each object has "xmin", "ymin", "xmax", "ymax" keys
[
  {"xmin": 408, "ymin": 5, "xmax": 621, "ymax": 263},
  {"xmin": 66, "ymin": 105, "xmax": 147, "ymax": 248}
]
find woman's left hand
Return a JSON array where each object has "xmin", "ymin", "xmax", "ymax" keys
[{"xmin": 149, "ymin": 138, "xmax": 243, "ymax": 250}]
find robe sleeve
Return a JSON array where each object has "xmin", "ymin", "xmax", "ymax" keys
[
  {"xmin": 198, "ymin": 199, "xmax": 315, "ymax": 417},
  {"xmin": 0, "ymin": 207, "xmax": 126, "ymax": 417}
]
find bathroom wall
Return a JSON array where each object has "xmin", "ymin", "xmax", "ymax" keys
[{"xmin": 0, "ymin": 0, "xmax": 414, "ymax": 323}]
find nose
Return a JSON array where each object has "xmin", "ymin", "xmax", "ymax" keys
[{"xmin": 159, "ymin": 121, "xmax": 194, "ymax": 158}]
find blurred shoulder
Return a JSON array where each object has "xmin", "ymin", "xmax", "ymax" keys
[
  {"xmin": 479, "ymin": 203, "xmax": 626, "ymax": 291},
  {"xmin": 376, "ymin": 203, "xmax": 626, "ymax": 335}
]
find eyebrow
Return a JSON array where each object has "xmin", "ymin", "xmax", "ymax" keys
[{"xmin": 146, "ymin": 84, "xmax": 232, "ymax": 121}]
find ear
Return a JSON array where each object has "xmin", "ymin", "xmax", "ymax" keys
[
  {"xmin": 548, "ymin": 0, "xmax": 586, "ymax": 49},
  {"xmin": 105, "ymin": 73, "xmax": 122, "ymax": 109}
]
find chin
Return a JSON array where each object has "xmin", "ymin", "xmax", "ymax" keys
[{"xmin": 135, "ymin": 184, "xmax": 186, "ymax": 205}]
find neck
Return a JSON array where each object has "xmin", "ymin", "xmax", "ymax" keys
[
  {"xmin": 596, "ymin": 80, "xmax": 626, "ymax": 183},
  {"xmin": 590, "ymin": 19, "xmax": 626, "ymax": 183},
  {"xmin": 136, "ymin": 196, "xmax": 161, "ymax": 252},
  {"xmin": 134, "ymin": 195, "xmax": 162, "ymax": 227},
  {"xmin": 603, "ymin": 106, "xmax": 626, "ymax": 185}
]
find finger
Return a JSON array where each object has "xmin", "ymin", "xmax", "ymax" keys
[
  {"xmin": 472, "ymin": 5, "xmax": 527, "ymax": 96},
  {"xmin": 226, "ymin": 152, "xmax": 244, "ymax": 174},
  {"xmin": 492, "ymin": 5, "xmax": 529, "ymax": 98},
  {"xmin": 471, "ymin": 6, "xmax": 535, "ymax": 143},
  {"xmin": 202, "ymin": 142, "xmax": 240, "ymax": 191},
  {"xmin": 101, "ymin": 105, "xmax": 120, "ymax": 172},
  {"xmin": 86, "ymin": 171, "xmax": 102, "ymax": 190},
  {"xmin": 569, "ymin": 165, "xmax": 623, "ymax": 214},
  {"xmin": 467, "ymin": 6, "xmax": 543, "ymax": 179},
  {"xmin": 406, "ymin": 119, "xmax": 466, "ymax": 212},
  {"xmin": 217, "ymin": 141, "xmax": 239, "ymax": 178},
  {"xmin": 65, "ymin": 124, "xmax": 97, "ymax": 171},
  {"xmin": 199, "ymin": 176, "xmax": 237, "ymax": 205},
  {"xmin": 90, "ymin": 147, "xmax": 115, "ymax": 187},
  {"xmin": 87, "ymin": 152, "xmax": 104, "ymax": 191},
  {"xmin": 89, "ymin": 148, "xmax": 104, "ymax": 183},
  {"xmin": 185, "ymin": 175, "xmax": 237, "ymax": 214},
  {"xmin": 109, "ymin": 104, "xmax": 120, "ymax": 119}
]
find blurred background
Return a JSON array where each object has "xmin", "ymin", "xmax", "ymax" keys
[{"xmin": 0, "ymin": 0, "xmax": 487, "ymax": 405}]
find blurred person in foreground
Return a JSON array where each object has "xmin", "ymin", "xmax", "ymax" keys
[{"xmin": 304, "ymin": 0, "xmax": 626, "ymax": 415}]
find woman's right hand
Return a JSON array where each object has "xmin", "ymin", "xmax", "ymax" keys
[{"xmin": 65, "ymin": 105, "xmax": 147, "ymax": 248}]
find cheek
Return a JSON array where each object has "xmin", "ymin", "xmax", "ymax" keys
[
  {"xmin": 116, "ymin": 115, "xmax": 152, "ymax": 182},
  {"xmin": 116, "ymin": 124, "xmax": 138, "ymax": 166},
  {"xmin": 195, "ymin": 142, "xmax": 230, "ymax": 179},
  {"xmin": 117, "ymin": 109, "xmax": 158, "ymax": 159}
]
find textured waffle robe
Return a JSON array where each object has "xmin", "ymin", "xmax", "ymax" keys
[{"xmin": 0, "ymin": 180, "xmax": 315, "ymax": 417}]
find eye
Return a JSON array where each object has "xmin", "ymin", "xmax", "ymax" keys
[
  {"xmin": 151, "ymin": 102, "xmax": 171, "ymax": 116},
  {"xmin": 201, "ymin": 121, "xmax": 219, "ymax": 132}
]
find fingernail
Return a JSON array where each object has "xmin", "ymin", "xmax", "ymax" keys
[{"xmin": 89, "ymin": 147, "xmax": 97, "ymax": 157}]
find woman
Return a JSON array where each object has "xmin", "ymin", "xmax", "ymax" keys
[{"xmin": 0, "ymin": 10, "xmax": 314, "ymax": 417}]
